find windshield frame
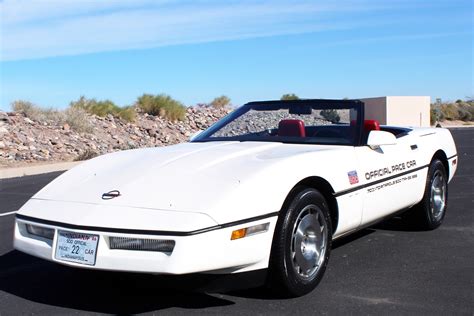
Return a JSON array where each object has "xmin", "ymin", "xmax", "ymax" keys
[{"xmin": 192, "ymin": 99, "xmax": 365, "ymax": 146}]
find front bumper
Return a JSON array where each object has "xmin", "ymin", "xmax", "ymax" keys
[{"xmin": 14, "ymin": 214, "xmax": 278, "ymax": 275}]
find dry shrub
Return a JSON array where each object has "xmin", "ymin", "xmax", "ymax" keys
[
  {"xmin": 74, "ymin": 149, "xmax": 98, "ymax": 161},
  {"xmin": 12, "ymin": 100, "xmax": 65, "ymax": 125},
  {"xmin": 12, "ymin": 100, "xmax": 37, "ymax": 116},
  {"xmin": 136, "ymin": 94, "xmax": 186, "ymax": 121},
  {"xmin": 65, "ymin": 107, "xmax": 93, "ymax": 133},
  {"xmin": 210, "ymin": 95, "xmax": 231, "ymax": 108}
]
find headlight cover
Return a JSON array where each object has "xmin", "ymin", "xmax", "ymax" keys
[{"xmin": 26, "ymin": 224, "xmax": 55, "ymax": 240}]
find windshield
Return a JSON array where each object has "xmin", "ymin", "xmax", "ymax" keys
[{"xmin": 192, "ymin": 100, "xmax": 363, "ymax": 146}]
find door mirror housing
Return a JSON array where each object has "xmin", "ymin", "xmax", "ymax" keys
[{"xmin": 367, "ymin": 130, "xmax": 397, "ymax": 149}]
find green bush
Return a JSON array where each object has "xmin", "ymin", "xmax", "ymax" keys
[
  {"xmin": 430, "ymin": 108, "xmax": 438, "ymax": 125},
  {"xmin": 467, "ymin": 104, "xmax": 474, "ymax": 118},
  {"xmin": 118, "ymin": 106, "xmax": 137, "ymax": 122},
  {"xmin": 458, "ymin": 108, "xmax": 472, "ymax": 121},
  {"xmin": 440, "ymin": 104, "xmax": 459, "ymax": 121},
  {"xmin": 281, "ymin": 93, "xmax": 299, "ymax": 101},
  {"xmin": 457, "ymin": 103, "xmax": 474, "ymax": 121},
  {"xmin": 210, "ymin": 95, "xmax": 231, "ymax": 108},
  {"xmin": 70, "ymin": 96, "xmax": 135, "ymax": 122},
  {"xmin": 70, "ymin": 96, "xmax": 118, "ymax": 116},
  {"xmin": 136, "ymin": 93, "xmax": 186, "ymax": 121},
  {"xmin": 437, "ymin": 107, "xmax": 445, "ymax": 121},
  {"xmin": 320, "ymin": 109, "xmax": 340, "ymax": 123},
  {"xmin": 69, "ymin": 96, "xmax": 93, "ymax": 111},
  {"xmin": 431, "ymin": 100, "xmax": 474, "ymax": 122}
]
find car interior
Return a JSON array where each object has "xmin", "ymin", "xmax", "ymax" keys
[{"xmin": 276, "ymin": 118, "xmax": 411, "ymax": 144}]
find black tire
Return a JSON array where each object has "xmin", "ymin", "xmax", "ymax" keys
[
  {"xmin": 267, "ymin": 187, "xmax": 332, "ymax": 297},
  {"xmin": 409, "ymin": 159, "xmax": 448, "ymax": 230}
]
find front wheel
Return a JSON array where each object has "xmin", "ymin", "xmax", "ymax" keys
[
  {"xmin": 267, "ymin": 187, "xmax": 332, "ymax": 297},
  {"xmin": 409, "ymin": 159, "xmax": 448, "ymax": 230}
]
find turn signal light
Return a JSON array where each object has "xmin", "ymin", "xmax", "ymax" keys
[
  {"xmin": 231, "ymin": 228, "xmax": 247, "ymax": 240},
  {"xmin": 231, "ymin": 223, "xmax": 269, "ymax": 240}
]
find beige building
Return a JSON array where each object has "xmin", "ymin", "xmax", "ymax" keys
[{"xmin": 360, "ymin": 96, "xmax": 430, "ymax": 127}]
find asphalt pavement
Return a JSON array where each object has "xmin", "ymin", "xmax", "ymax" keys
[{"xmin": 0, "ymin": 129, "xmax": 473, "ymax": 315}]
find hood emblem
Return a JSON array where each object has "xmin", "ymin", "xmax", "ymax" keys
[{"xmin": 102, "ymin": 190, "xmax": 121, "ymax": 200}]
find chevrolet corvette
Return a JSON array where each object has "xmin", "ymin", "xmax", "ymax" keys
[{"xmin": 14, "ymin": 99, "xmax": 458, "ymax": 296}]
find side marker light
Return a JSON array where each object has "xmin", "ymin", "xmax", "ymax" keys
[
  {"xmin": 231, "ymin": 222, "xmax": 269, "ymax": 240},
  {"xmin": 231, "ymin": 228, "xmax": 247, "ymax": 240}
]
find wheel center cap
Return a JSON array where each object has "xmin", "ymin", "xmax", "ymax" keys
[{"xmin": 300, "ymin": 234, "xmax": 317, "ymax": 259}]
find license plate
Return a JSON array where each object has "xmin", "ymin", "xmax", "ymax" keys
[{"xmin": 55, "ymin": 230, "xmax": 99, "ymax": 266}]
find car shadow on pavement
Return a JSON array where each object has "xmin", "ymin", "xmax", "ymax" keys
[
  {"xmin": 0, "ymin": 217, "xmax": 429, "ymax": 311},
  {"xmin": 229, "ymin": 215, "xmax": 430, "ymax": 301},
  {"xmin": 0, "ymin": 251, "xmax": 235, "ymax": 314},
  {"xmin": 372, "ymin": 215, "xmax": 428, "ymax": 232},
  {"xmin": 229, "ymin": 228, "xmax": 377, "ymax": 301},
  {"xmin": 332, "ymin": 228, "xmax": 375, "ymax": 250}
]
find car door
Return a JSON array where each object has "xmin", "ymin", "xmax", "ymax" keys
[{"xmin": 355, "ymin": 133, "xmax": 424, "ymax": 225}]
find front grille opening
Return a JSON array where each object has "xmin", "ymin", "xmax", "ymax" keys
[{"xmin": 109, "ymin": 237, "xmax": 175, "ymax": 253}]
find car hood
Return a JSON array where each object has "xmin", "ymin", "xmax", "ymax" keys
[{"xmin": 30, "ymin": 141, "xmax": 339, "ymax": 223}]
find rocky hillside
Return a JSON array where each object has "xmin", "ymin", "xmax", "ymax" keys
[{"xmin": 0, "ymin": 107, "xmax": 230, "ymax": 168}]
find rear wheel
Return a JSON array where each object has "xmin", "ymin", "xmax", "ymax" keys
[
  {"xmin": 267, "ymin": 187, "xmax": 332, "ymax": 297},
  {"xmin": 409, "ymin": 159, "xmax": 448, "ymax": 230}
]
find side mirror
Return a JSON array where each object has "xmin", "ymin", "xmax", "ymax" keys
[
  {"xmin": 367, "ymin": 130, "xmax": 397, "ymax": 149},
  {"xmin": 189, "ymin": 130, "xmax": 203, "ymax": 142}
]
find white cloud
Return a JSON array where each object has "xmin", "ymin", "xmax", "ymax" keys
[
  {"xmin": 320, "ymin": 32, "xmax": 472, "ymax": 47},
  {"xmin": 0, "ymin": 0, "xmax": 430, "ymax": 61}
]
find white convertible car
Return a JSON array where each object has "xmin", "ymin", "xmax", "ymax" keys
[{"xmin": 14, "ymin": 99, "xmax": 458, "ymax": 296}]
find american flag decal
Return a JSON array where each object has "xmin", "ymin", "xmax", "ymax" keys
[{"xmin": 348, "ymin": 170, "xmax": 359, "ymax": 185}]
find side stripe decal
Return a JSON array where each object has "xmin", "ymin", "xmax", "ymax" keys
[{"xmin": 334, "ymin": 164, "xmax": 429, "ymax": 197}]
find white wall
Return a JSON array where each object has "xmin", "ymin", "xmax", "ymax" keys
[
  {"xmin": 360, "ymin": 96, "xmax": 430, "ymax": 127},
  {"xmin": 386, "ymin": 96, "xmax": 430, "ymax": 127}
]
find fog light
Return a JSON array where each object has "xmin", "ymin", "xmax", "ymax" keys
[
  {"xmin": 231, "ymin": 222, "xmax": 269, "ymax": 240},
  {"xmin": 109, "ymin": 237, "xmax": 175, "ymax": 253},
  {"xmin": 26, "ymin": 224, "xmax": 55, "ymax": 240}
]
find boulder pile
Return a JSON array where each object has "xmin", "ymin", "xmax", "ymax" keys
[{"xmin": 0, "ymin": 107, "xmax": 230, "ymax": 168}]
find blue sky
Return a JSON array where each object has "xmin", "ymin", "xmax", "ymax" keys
[{"xmin": 0, "ymin": 0, "xmax": 472, "ymax": 111}]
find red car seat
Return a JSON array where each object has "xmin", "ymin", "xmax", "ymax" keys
[
  {"xmin": 364, "ymin": 120, "xmax": 380, "ymax": 132},
  {"xmin": 278, "ymin": 119, "xmax": 306, "ymax": 137}
]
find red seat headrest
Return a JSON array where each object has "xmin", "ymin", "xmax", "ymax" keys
[
  {"xmin": 278, "ymin": 119, "xmax": 306, "ymax": 137},
  {"xmin": 364, "ymin": 120, "xmax": 380, "ymax": 132}
]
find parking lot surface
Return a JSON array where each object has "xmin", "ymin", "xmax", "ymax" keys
[{"xmin": 0, "ymin": 128, "xmax": 472, "ymax": 315}]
